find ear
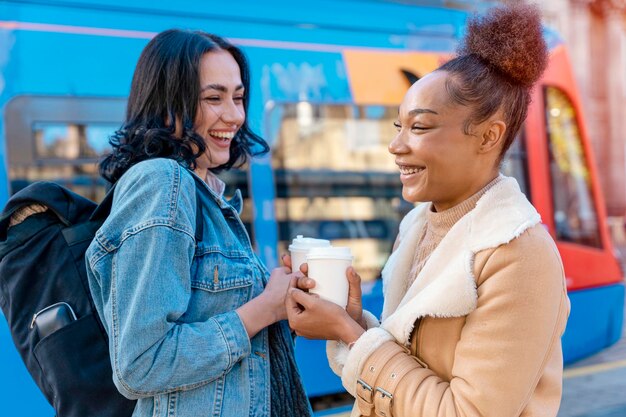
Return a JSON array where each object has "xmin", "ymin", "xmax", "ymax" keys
[{"xmin": 479, "ymin": 120, "xmax": 506, "ymax": 154}]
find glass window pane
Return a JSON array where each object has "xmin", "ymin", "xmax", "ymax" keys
[
  {"xmin": 272, "ymin": 103, "xmax": 410, "ymax": 282},
  {"xmin": 33, "ymin": 122, "xmax": 116, "ymax": 160},
  {"xmin": 545, "ymin": 87, "xmax": 601, "ymax": 248},
  {"xmin": 501, "ymin": 130, "xmax": 530, "ymax": 199},
  {"xmin": 10, "ymin": 122, "xmax": 119, "ymax": 201},
  {"xmin": 86, "ymin": 125, "xmax": 116, "ymax": 156},
  {"xmin": 12, "ymin": 121, "xmax": 253, "ymax": 233}
]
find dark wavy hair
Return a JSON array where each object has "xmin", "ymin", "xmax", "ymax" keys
[
  {"xmin": 438, "ymin": 4, "xmax": 548, "ymax": 162},
  {"xmin": 100, "ymin": 29, "xmax": 269, "ymax": 183}
]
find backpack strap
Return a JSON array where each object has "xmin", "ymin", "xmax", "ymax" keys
[
  {"xmin": 90, "ymin": 185, "xmax": 116, "ymax": 223},
  {"xmin": 59, "ymin": 185, "xmax": 117, "ymax": 246}
]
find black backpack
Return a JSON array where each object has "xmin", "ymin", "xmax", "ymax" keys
[
  {"xmin": 0, "ymin": 181, "xmax": 137, "ymax": 417},
  {"xmin": 0, "ymin": 179, "xmax": 205, "ymax": 416}
]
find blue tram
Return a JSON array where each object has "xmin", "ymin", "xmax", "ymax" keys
[{"xmin": 0, "ymin": 0, "xmax": 623, "ymax": 415}]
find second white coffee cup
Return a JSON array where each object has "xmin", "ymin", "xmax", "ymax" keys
[{"xmin": 306, "ymin": 246, "xmax": 353, "ymax": 308}]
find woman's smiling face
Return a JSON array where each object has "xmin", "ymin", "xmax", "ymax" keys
[
  {"xmin": 194, "ymin": 49, "xmax": 246, "ymax": 169},
  {"xmin": 389, "ymin": 70, "xmax": 501, "ymax": 211}
]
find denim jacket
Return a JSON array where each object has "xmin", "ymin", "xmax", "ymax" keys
[{"xmin": 86, "ymin": 158, "xmax": 271, "ymax": 417}]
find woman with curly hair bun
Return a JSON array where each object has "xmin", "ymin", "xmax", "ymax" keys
[
  {"xmin": 287, "ymin": 4, "xmax": 570, "ymax": 417},
  {"xmin": 86, "ymin": 29, "xmax": 312, "ymax": 417}
]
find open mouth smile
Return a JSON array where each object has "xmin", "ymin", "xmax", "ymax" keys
[{"xmin": 398, "ymin": 165, "xmax": 425, "ymax": 175}]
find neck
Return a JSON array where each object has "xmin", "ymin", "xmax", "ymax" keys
[
  {"xmin": 432, "ymin": 170, "xmax": 499, "ymax": 212},
  {"xmin": 194, "ymin": 167, "xmax": 209, "ymax": 182}
]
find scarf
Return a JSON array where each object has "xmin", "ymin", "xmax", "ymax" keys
[{"xmin": 268, "ymin": 320, "xmax": 313, "ymax": 417}]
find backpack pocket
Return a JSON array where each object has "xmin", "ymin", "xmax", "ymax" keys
[{"xmin": 33, "ymin": 313, "xmax": 135, "ymax": 417}]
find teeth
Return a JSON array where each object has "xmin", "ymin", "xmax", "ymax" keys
[
  {"xmin": 399, "ymin": 166, "xmax": 424, "ymax": 175},
  {"xmin": 209, "ymin": 131, "xmax": 235, "ymax": 139}
]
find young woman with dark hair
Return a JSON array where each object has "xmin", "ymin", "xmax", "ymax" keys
[
  {"xmin": 86, "ymin": 29, "xmax": 312, "ymax": 417},
  {"xmin": 287, "ymin": 5, "xmax": 570, "ymax": 417},
  {"xmin": 100, "ymin": 30, "xmax": 268, "ymax": 182}
]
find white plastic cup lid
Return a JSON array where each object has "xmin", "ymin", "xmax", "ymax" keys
[
  {"xmin": 288, "ymin": 235, "xmax": 331, "ymax": 252},
  {"xmin": 306, "ymin": 246, "xmax": 353, "ymax": 260}
]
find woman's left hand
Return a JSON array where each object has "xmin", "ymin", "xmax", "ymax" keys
[
  {"xmin": 287, "ymin": 257, "xmax": 365, "ymax": 330},
  {"xmin": 286, "ymin": 284, "xmax": 365, "ymax": 343}
]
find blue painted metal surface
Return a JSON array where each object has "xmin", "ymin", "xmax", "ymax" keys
[{"xmin": 562, "ymin": 284, "xmax": 625, "ymax": 364}]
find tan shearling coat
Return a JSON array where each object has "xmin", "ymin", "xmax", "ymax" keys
[{"xmin": 327, "ymin": 176, "xmax": 570, "ymax": 417}]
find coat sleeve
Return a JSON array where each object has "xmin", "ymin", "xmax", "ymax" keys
[
  {"xmin": 86, "ymin": 159, "xmax": 251, "ymax": 399},
  {"xmin": 342, "ymin": 227, "xmax": 570, "ymax": 417}
]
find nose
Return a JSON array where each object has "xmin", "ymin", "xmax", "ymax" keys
[
  {"xmin": 221, "ymin": 99, "xmax": 245, "ymax": 127},
  {"xmin": 388, "ymin": 131, "xmax": 409, "ymax": 155}
]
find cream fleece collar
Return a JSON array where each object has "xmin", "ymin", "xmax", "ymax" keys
[{"xmin": 379, "ymin": 175, "xmax": 541, "ymax": 344}]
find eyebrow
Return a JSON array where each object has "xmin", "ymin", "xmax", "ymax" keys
[
  {"xmin": 201, "ymin": 83, "xmax": 245, "ymax": 93},
  {"xmin": 408, "ymin": 108, "xmax": 438, "ymax": 116}
]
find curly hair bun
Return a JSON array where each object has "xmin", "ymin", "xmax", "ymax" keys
[{"xmin": 459, "ymin": 4, "xmax": 548, "ymax": 88}]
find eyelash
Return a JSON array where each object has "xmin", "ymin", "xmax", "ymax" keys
[
  {"xmin": 393, "ymin": 122, "xmax": 428, "ymax": 131},
  {"xmin": 203, "ymin": 95, "xmax": 245, "ymax": 102}
]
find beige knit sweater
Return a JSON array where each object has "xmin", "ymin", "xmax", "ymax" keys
[{"xmin": 406, "ymin": 176, "xmax": 502, "ymax": 292}]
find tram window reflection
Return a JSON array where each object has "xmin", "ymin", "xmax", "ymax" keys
[
  {"xmin": 9, "ymin": 122, "xmax": 119, "ymax": 201},
  {"xmin": 501, "ymin": 129, "xmax": 530, "ymax": 199},
  {"xmin": 33, "ymin": 122, "xmax": 113, "ymax": 160},
  {"xmin": 545, "ymin": 86, "xmax": 602, "ymax": 248},
  {"xmin": 273, "ymin": 103, "xmax": 406, "ymax": 281},
  {"xmin": 9, "ymin": 116, "xmax": 253, "ymax": 237}
]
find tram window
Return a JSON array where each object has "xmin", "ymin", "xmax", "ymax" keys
[
  {"xmin": 272, "ymin": 103, "xmax": 409, "ymax": 282},
  {"xmin": 9, "ymin": 121, "xmax": 118, "ymax": 201},
  {"xmin": 12, "ymin": 123, "xmax": 253, "ymax": 227},
  {"xmin": 544, "ymin": 87, "xmax": 602, "ymax": 248},
  {"xmin": 33, "ymin": 122, "xmax": 112, "ymax": 160},
  {"xmin": 501, "ymin": 130, "xmax": 530, "ymax": 199},
  {"xmin": 5, "ymin": 97, "xmax": 252, "ymax": 227},
  {"xmin": 4, "ymin": 96, "xmax": 127, "ymax": 201}
]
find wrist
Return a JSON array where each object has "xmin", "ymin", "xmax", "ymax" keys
[
  {"xmin": 339, "ymin": 313, "xmax": 365, "ymax": 345},
  {"xmin": 257, "ymin": 292, "xmax": 281, "ymax": 324}
]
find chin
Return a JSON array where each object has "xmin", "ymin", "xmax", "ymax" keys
[
  {"xmin": 206, "ymin": 153, "xmax": 231, "ymax": 168},
  {"xmin": 402, "ymin": 189, "xmax": 422, "ymax": 204}
]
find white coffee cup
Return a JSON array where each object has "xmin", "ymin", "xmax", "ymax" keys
[
  {"xmin": 288, "ymin": 235, "xmax": 331, "ymax": 272},
  {"xmin": 306, "ymin": 246, "xmax": 353, "ymax": 308}
]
